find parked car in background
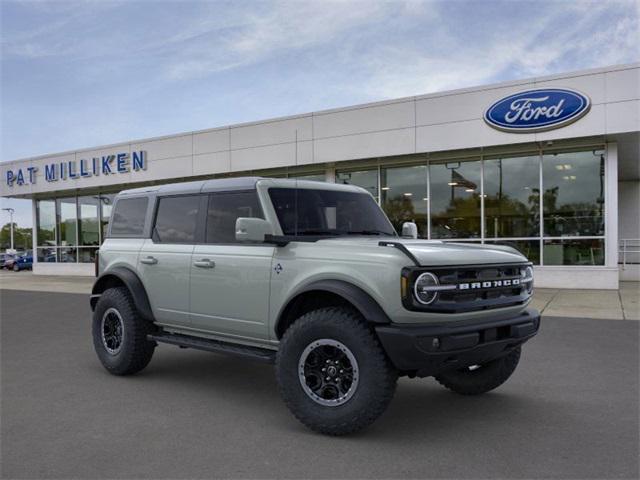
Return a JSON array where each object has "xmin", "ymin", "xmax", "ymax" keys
[
  {"xmin": 12, "ymin": 252, "xmax": 33, "ymax": 271},
  {"xmin": 0, "ymin": 253, "xmax": 11, "ymax": 266},
  {"xmin": 2, "ymin": 253, "xmax": 17, "ymax": 270}
]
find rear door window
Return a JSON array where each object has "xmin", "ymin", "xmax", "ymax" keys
[
  {"xmin": 110, "ymin": 197, "xmax": 148, "ymax": 236},
  {"xmin": 153, "ymin": 195, "xmax": 201, "ymax": 244}
]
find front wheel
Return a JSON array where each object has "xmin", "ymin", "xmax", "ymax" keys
[
  {"xmin": 435, "ymin": 347, "xmax": 521, "ymax": 395},
  {"xmin": 92, "ymin": 287, "xmax": 156, "ymax": 375},
  {"xmin": 276, "ymin": 307, "xmax": 398, "ymax": 436},
  {"xmin": 12, "ymin": 263, "xmax": 19, "ymax": 272}
]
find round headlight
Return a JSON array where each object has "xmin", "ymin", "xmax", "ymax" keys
[{"xmin": 414, "ymin": 272, "xmax": 440, "ymax": 305}]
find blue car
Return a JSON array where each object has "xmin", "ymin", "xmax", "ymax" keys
[{"xmin": 13, "ymin": 252, "xmax": 33, "ymax": 271}]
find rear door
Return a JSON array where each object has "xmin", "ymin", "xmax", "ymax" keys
[
  {"xmin": 190, "ymin": 190, "xmax": 274, "ymax": 341},
  {"xmin": 138, "ymin": 194, "xmax": 202, "ymax": 327}
]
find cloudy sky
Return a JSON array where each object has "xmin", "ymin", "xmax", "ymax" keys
[{"xmin": 1, "ymin": 0, "xmax": 639, "ymax": 227}]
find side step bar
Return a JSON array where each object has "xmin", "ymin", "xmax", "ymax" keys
[{"xmin": 148, "ymin": 332, "xmax": 276, "ymax": 364}]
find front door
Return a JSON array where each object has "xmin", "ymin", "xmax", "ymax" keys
[
  {"xmin": 138, "ymin": 194, "xmax": 201, "ymax": 328},
  {"xmin": 189, "ymin": 191, "xmax": 274, "ymax": 341}
]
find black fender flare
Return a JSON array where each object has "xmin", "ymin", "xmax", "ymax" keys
[
  {"xmin": 275, "ymin": 279, "xmax": 391, "ymax": 337},
  {"xmin": 90, "ymin": 266, "xmax": 154, "ymax": 321}
]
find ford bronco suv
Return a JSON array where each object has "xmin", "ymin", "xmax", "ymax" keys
[{"xmin": 91, "ymin": 177, "xmax": 539, "ymax": 435}]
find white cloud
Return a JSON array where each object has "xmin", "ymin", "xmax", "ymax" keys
[
  {"xmin": 352, "ymin": 1, "xmax": 640, "ymax": 100},
  {"xmin": 4, "ymin": 0, "xmax": 636, "ymax": 91},
  {"xmin": 164, "ymin": 1, "xmax": 401, "ymax": 80}
]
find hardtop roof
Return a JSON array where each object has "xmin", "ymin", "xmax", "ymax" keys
[{"xmin": 117, "ymin": 176, "xmax": 366, "ymax": 197}]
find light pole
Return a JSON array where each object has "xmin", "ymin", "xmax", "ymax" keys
[{"xmin": 2, "ymin": 207, "xmax": 15, "ymax": 251}]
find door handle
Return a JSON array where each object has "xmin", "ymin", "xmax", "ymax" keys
[
  {"xmin": 194, "ymin": 259, "xmax": 215, "ymax": 268},
  {"xmin": 140, "ymin": 256, "xmax": 158, "ymax": 265}
]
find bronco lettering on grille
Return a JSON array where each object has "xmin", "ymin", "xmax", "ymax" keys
[{"xmin": 458, "ymin": 278, "xmax": 521, "ymax": 290}]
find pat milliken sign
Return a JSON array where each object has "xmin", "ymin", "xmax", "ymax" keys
[
  {"xmin": 484, "ymin": 88, "xmax": 591, "ymax": 133},
  {"xmin": 4, "ymin": 151, "xmax": 147, "ymax": 187}
]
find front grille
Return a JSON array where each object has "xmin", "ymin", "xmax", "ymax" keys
[{"xmin": 403, "ymin": 263, "xmax": 532, "ymax": 313}]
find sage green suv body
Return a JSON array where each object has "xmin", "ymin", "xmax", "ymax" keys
[{"xmin": 91, "ymin": 177, "xmax": 540, "ymax": 435}]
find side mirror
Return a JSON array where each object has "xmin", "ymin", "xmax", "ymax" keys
[
  {"xmin": 235, "ymin": 217, "xmax": 272, "ymax": 243},
  {"xmin": 401, "ymin": 222, "xmax": 418, "ymax": 239}
]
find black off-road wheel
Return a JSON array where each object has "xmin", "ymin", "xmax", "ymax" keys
[
  {"xmin": 276, "ymin": 307, "xmax": 398, "ymax": 436},
  {"xmin": 435, "ymin": 347, "xmax": 521, "ymax": 395},
  {"xmin": 92, "ymin": 287, "xmax": 156, "ymax": 375}
]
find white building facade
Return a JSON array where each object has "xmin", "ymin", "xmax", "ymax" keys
[{"xmin": 1, "ymin": 63, "xmax": 639, "ymax": 288}]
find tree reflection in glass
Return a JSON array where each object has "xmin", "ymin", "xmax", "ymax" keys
[
  {"xmin": 381, "ymin": 165, "xmax": 428, "ymax": 237},
  {"xmin": 430, "ymin": 160, "xmax": 481, "ymax": 238},
  {"xmin": 484, "ymin": 155, "xmax": 540, "ymax": 238},
  {"xmin": 542, "ymin": 150, "xmax": 605, "ymax": 237}
]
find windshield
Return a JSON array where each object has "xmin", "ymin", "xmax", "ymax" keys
[{"xmin": 269, "ymin": 188, "xmax": 396, "ymax": 237}]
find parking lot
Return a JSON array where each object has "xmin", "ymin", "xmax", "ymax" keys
[{"xmin": 1, "ymin": 288, "xmax": 639, "ymax": 479}]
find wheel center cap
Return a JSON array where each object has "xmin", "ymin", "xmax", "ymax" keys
[{"xmin": 327, "ymin": 366, "xmax": 337, "ymax": 377}]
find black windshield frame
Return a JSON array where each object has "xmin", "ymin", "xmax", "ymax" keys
[{"xmin": 268, "ymin": 188, "xmax": 397, "ymax": 238}]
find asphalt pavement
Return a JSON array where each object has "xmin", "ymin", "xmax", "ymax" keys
[{"xmin": 1, "ymin": 289, "xmax": 638, "ymax": 479}]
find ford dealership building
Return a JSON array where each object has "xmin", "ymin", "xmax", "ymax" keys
[{"xmin": 1, "ymin": 63, "xmax": 638, "ymax": 289}]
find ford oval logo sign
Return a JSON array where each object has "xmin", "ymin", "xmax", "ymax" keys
[{"xmin": 484, "ymin": 88, "xmax": 591, "ymax": 133}]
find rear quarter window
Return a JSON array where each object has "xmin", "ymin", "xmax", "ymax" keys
[{"xmin": 110, "ymin": 197, "xmax": 149, "ymax": 236}]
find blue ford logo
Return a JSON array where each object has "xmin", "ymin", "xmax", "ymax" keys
[{"xmin": 484, "ymin": 88, "xmax": 591, "ymax": 133}]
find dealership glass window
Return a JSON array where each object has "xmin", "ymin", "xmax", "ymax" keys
[
  {"xmin": 36, "ymin": 200, "xmax": 56, "ymax": 246},
  {"xmin": 58, "ymin": 245, "xmax": 77, "ymax": 263},
  {"xmin": 542, "ymin": 150, "xmax": 605, "ymax": 237},
  {"xmin": 543, "ymin": 238, "xmax": 604, "ymax": 265},
  {"xmin": 100, "ymin": 194, "xmax": 116, "ymax": 241},
  {"xmin": 381, "ymin": 165, "xmax": 428, "ymax": 237},
  {"xmin": 36, "ymin": 246, "xmax": 57, "ymax": 263},
  {"xmin": 110, "ymin": 197, "xmax": 148, "ymax": 236},
  {"xmin": 430, "ymin": 159, "xmax": 481, "ymax": 238},
  {"xmin": 78, "ymin": 196, "xmax": 100, "ymax": 246},
  {"xmin": 78, "ymin": 247, "xmax": 98, "ymax": 263},
  {"xmin": 484, "ymin": 240, "xmax": 540, "ymax": 265},
  {"xmin": 484, "ymin": 155, "xmax": 540, "ymax": 238},
  {"xmin": 336, "ymin": 169, "xmax": 379, "ymax": 201},
  {"xmin": 153, "ymin": 195, "xmax": 200, "ymax": 244},
  {"xmin": 57, "ymin": 198, "xmax": 77, "ymax": 246}
]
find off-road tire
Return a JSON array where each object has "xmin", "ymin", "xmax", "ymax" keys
[
  {"xmin": 276, "ymin": 307, "xmax": 398, "ymax": 436},
  {"xmin": 435, "ymin": 347, "xmax": 521, "ymax": 395},
  {"xmin": 92, "ymin": 287, "xmax": 156, "ymax": 375}
]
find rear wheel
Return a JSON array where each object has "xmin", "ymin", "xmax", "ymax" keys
[
  {"xmin": 92, "ymin": 287, "xmax": 156, "ymax": 375},
  {"xmin": 276, "ymin": 307, "xmax": 398, "ymax": 435},
  {"xmin": 12, "ymin": 263, "xmax": 19, "ymax": 272},
  {"xmin": 435, "ymin": 347, "xmax": 521, "ymax": 395}
]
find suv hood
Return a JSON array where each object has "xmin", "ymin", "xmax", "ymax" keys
[
  {"xmin": 397, "ymin": 239, "xmax": 527, "ymax": 266},
  {"xmin": 315, "ymin": 237, "xmax": 528, "ymax": 266}
]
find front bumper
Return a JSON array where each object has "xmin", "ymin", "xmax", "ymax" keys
[{"xmin": 375, "ymin": 308, "xmax": 540, "ymax": 377}]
